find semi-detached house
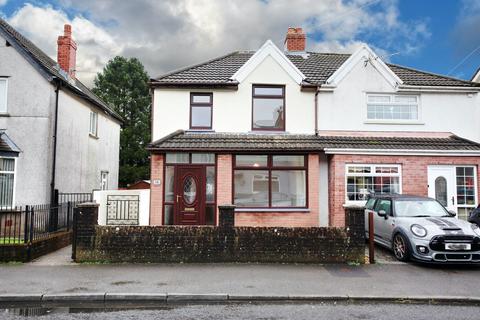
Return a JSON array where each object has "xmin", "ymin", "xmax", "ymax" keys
[{"xmin": 148, "ymin": 27, "xmax": 480, "ymax": 227}]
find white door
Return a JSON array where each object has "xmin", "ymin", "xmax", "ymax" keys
[{"xmin": 427, "ymin": 166, "xmax": 456, "ymax": 212}]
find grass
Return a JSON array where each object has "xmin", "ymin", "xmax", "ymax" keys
[{"xmin": 0, "ymin": 237, "xmax": 25, "ymax": 244}]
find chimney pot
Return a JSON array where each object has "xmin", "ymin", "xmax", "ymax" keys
[
  {"xmin": 57, "ymin": 24, "xmax": 77, "ymax": 78},
  {"xmin": 284, "ymin": 27, "xmax": 306, "ymax": 52}
]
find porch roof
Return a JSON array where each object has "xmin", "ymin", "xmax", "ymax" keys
[
  {"xmin": 0, "ymin": 131, "xmax": 21, "ymax": 157},
  {"xmin": 148, "ymin": 130, "xmax": 480, "ymax": 153}
]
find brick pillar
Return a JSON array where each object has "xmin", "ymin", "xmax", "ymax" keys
[
  {"xmin": 218, "ymin": 205, "xmax": 235, "ymax": 260},
  {"xmin": 218, "ymin": 205, "xmax": 235, "ymax": 228},
  {"xmin": 344, "ymin": 205, "xmax": 366, "ymax": 263},
  {"xmin": 72, "ymin": 202, "xmax": 98, "ymax": 262},
  {"xmin": 216, "ymin": 154, "xmax": 232, "ymax": 225}
]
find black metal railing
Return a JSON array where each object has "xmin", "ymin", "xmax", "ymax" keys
[
  {"xmin": 58, "ymin": 192, "xmax": 93, "ymax": 204},
  {"xmin": 0, "ymin": 201, "xmax": 80, "ymax": 245}
]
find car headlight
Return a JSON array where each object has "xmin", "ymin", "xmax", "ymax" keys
[
  {"xmin": 471, "ymin": 224, "xmax": 480, "ymax": 236},
  {"xmin": 411, "ymin": 224, "xmax": 427, "ymax": 237}
]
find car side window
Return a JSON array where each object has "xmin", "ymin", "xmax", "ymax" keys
[
  {"xmin": 365, "ymin": 198, "xmax": 376, "ymax": 210},
  {"xmin": 375, "ymin": 199, "xmax": 392, "ymax": 216}
]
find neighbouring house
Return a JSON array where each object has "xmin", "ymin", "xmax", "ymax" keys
[
  {"xmin": 473, "ymin": 67, "xmax": 480, "ymax": 83},
  {"xmin": 127, "ymin": 180, "xmax": 150, "ymax": 190},
  {"xmin": 147, "ymin": 27, "xmax": 480, "ymax": 227},
  {"xmin": 0, "ymin": 19, "xmax": 122, "ymax": 207}
]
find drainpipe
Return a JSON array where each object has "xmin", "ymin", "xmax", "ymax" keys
[
  {"xmin": 50, "ymin": 80, "xmax": 61, "ymax": 205},
  {"xmin": 314, "ymin": 85, "xmax": 321, "ymax": 136}
]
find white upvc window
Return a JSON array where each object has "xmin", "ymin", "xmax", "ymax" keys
[
  {"xmin": 345, "ymin": 164, "xmax": 402, "ymax": 203},
  {"xmin": 89, "ymin": 111, "xmax": 98, "ymax": 137},
  {"xmin": 366, "ymin": 94, "xmax": 419, "ymax": 122},
  {"xmin": 0, "ymin": 78, "xmax": 8, "ymax": 114},
  {"xmin": 0, "ymin": 157, "xmax": 16, "ymax": 207}
]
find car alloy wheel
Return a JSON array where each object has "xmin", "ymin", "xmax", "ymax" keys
[{"xmin": 393, "ymin": 233, "xmax": 410, "ymax": 262}]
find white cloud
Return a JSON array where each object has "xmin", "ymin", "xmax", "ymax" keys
[
  {"xmin": 7, "ymin": 0, "xmax": 431, "ymax": 86},
  {"xmin": 0, "ymin": 0, "xmax": 7, "ymax": 7}
]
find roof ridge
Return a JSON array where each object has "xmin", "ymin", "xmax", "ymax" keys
[
  {"xmin": 387, "ymin": 62, "xmax": 480, "ymax": 86},
  {"xmin": 154, "ymin": 51, "xmax": 241, "ymax": 81}
]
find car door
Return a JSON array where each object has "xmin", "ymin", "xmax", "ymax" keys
[{"xmin": 373, "ymin": 199, "xmax": 393, "ymax": 246}]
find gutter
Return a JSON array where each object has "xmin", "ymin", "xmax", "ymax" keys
[
  {"xmin": 397, "ymin": 85, "xmax": 480, "ymax": 93},
  {"xmin": 50, "ymin": 80, "xmax": 61, "ymax": 205},
  {"xmin": 324, "ymin": 148, "xmax": 480, "ymax": 156}
]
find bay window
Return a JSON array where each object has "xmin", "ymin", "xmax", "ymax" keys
[
  {"xmin": 346, "ymin": 164, "xmax": 401, "ymax": 202},
  {"xmin": 0, "ymin": 157, "xmax": 15, "ymax": 207},
  {"xmin": 234, "ymin": 155, "xmax": 306, "ymax": 208},
  {"xmin": 252, "ymin": 85, "xmax": 285, "ymax": 131}
]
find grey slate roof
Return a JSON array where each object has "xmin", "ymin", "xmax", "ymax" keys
[
  {"xmin": 0, "ymin": 18, "xmax": 123, "ymax": 123},
  {"xmin": 0, "ymin": 131, "xmax": 21, "ymax": 156},
  {"xmin": 148, "ymin": 130, "xmax": 480, "ymax": 152},
  {"xmin": 153, "ymin": 50, "xmax": 479, "ymax": 88}
]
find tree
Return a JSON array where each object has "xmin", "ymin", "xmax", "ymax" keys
[{"xmin": 93, "ymin": 56, "xmax": 151, "ymax": 187}]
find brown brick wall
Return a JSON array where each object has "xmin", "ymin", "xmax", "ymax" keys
[{"xmin": 328, "ymin": 154, "xmax": 480, "ymax": 227}]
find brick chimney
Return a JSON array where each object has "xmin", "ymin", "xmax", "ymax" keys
[
  {"xmin": 57, "ymin": 24, "xmax": 77, "ymax": 78},
  {"xmin": 284, "ymin": 27, "xmax": 306, "ymax": 52}
]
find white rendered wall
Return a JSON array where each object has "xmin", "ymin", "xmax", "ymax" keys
[
  {"xmin": 0, "ymin": 33, "xmax": 55, "ymax": 205},
  {"xmin": 153, "ymin": 55, "xmax": 315, "ymax": 141},
  {"xmin": 55, "ymin": 90, "xmax": 120, "ymax": 193},
  {"xmin": 317, "ymin": 60, "xmax": 480, "ymax": 142},
  {"xmin": 94, "ymin": 189, "xmax": 150, "ymax": 226}
]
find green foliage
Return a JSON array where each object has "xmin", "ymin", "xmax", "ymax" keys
[{"xmin": 93, "ymin": 56, "xmax": 151, "ymax": 187}]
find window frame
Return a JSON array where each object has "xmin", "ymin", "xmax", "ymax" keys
[
  {"xmin": 0, "ymin": 78, "xmax": 8, "ymax": 114},
  {"xmin": 251, "ymin": 84, "xmax": 286, "ymax": 132},
  {"xmin": 190, "ymin": 92, "xmax": 213, "ymax": 130},
  {"xmin": 89, "ymin": 111, "xmax": 98, "ymax": 137},
  {"xmin": 365, "ymin": 93, "xmax": 421, "ymax": 124},
  {"xmin": 455, "ymin": 165, "xmax": 478, "ymax": 219},
  {"xmin": 233, "ymin": 154, "xmax": 308, "ymax": 209},
  {"xmin": 100, "ymin": 171, "xmax": 109, "ymax": 190},
  {"xmin": 0, "ymin": 156, "xmax": 16, "ymax": 208},
  {"xmin": 345, "ymin": 164, "xmax": 402, "ymax": 204}
]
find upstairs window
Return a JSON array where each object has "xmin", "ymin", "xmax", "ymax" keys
[
  {"xmin": 190, "ymin": 93, "xmax": 212, "ymax": 129},
  {"xmin": 0, "ymin": 78, "xmax": 7, "ymax": 114},
  {"xmin": 252, "ymin": 85, "xmax": 285, "ymax": 131},
  {"xmin": 367, "ymin": 94, "xmax": 419, "ymax": 122},
  {"xmin": 89, "ymin": 111, "xmax": 98, "ymax": 137}
]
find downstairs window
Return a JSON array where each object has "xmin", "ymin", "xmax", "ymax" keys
[{"xmin": 346, "ymin": 164, "xmax": 401, "ymax": 202}]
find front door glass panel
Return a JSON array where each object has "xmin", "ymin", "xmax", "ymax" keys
[
  {"xmin": 435, "ymin": 176, "xmax": 447, "ymax": 206},
  {"xmin": 183, "ymin": 176, "xmax": 197, "ymax": 205}
]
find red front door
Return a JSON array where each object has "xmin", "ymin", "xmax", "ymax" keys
[{"xmin": 174, "ymin": 166, "xmax": 205, "ymax": 225}]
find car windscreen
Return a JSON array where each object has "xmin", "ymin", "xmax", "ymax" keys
[{"xmin": 394, "ymin": 200, "xmax": 448, "ymax": 217}]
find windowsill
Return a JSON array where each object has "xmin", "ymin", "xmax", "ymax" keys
[
  {"xmin": 235, "ymin": 208, "xmax": 310, "ymax": 213},
  {"xmin": 186, "ymin": 129, "xmax": 214, "ymax": 133},
  {"xmin": 364, "ymin": 120, "xmax": 425, "ymax": 125},
  {"xmin": 0, "ymin": 113, "xmax": 10, "ymax": 117},
  {"xmin": 89, "ymin": 133, "xmax": 99, "ymax": 139}
]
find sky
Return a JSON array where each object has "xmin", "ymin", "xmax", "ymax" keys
[{"xmin": 0, "ymin": 0, "xmax": 479, "ymax": 86}]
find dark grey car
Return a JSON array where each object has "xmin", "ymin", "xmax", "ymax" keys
[{"xmin": 365, "ymin": 194, "xmax": 480, "ymax": 263}]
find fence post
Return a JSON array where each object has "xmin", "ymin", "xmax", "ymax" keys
[
  {"xmin": 29, "ymin": 206, "xmax": 34, "ymax": 243},
  {"xmin": 23, "ymin": 206, "xmax": 30, "ymax": 244},
  {"xmin": 67, "ymin": 201, "xmax": 71, "ymax": 231}
]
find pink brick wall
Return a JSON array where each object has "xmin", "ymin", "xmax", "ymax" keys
[
  {"xmin": 234, "ymin": 154, "xmax": 320, "ymax": 227},
  {"xmin": 328, "ymin": 154, "xmax": 480, "ymax": 227},
  {"xmin": 149, "ymin": 154, "xmax": 164, "ymax": 225},
  {"xmin": 216, "ymin": 154, "xmax": 233, "ymax": 223}
]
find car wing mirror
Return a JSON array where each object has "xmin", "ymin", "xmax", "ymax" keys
[
  {"xmin": 448, "ymin": 210, "xmax": 457, "ymax": 217},
  {"xmin": 377, "ymin": 210, "xmax": 387, "ymax": 218}
]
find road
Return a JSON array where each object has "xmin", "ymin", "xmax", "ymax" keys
[{"xmin": 2, "ymin": 302, "xmax": 480, "ymax": 319}]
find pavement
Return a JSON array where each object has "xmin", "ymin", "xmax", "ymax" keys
[{"xmin": 1, "ymin": 245, "xmax": 480, "ymax": 305}]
